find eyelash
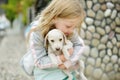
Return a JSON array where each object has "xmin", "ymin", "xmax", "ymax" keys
[{"xmin": 66, "ymin": 26, "xmax": 71, "ymax": 28}]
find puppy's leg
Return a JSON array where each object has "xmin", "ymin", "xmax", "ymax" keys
[
  {"xmin": 63, "ymin": 70, "xmax": 73, "ymax": 80},
  {"xmin": 48, "ymin": 54, "xmax": 58, "ymax": 66},
  {"xmin": 62, "ymin": 40, "xmax": 73, "ymax": 60},
  {"xmin": 62, "ymin": 46, "xmax": 70, "ymax": 60},
  {"xmin": 78, "ymin": 60, "xmax": 87, "ymax": 80},
  {"xmin": 79, "ymin": 60, "xmax": 85, "ymax": 72}
]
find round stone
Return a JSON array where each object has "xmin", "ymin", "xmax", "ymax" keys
[
  {"xmin": 90, "ymin": 48, "xmax": 98, "ymax": 58},
  {"xmin": 85, "ymin": 65, "xmax": 94, "ymax": 76},
  {"xmin": 104, "ymin": 9, "xmax": 112, "ymax": 17},
  {"xmin": 103, "ymin": 55, "xmax": 110, "ymax": 64},
  {"xmin": 111, "ymin": 55, "xmax": 118, "ymax": 64},
  {"xmin": 87, "ymin": 57, "xmax": 95, "ymax": 66},
  {"xmin": 93, "ymin": 68, "xmax": 103, "ymax": 79}
]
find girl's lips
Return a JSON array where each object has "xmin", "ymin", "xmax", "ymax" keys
[
  {"xmin": 65, "ymin": 33, "xmax": 68, "ymax": 35},
  {"xmin": 65, "ymin": 33, "xmax": 69, "ymax": 37}
]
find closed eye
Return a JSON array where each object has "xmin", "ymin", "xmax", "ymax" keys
[
  {"xmin": 66, "ymin": 26, "xmax": 71, "ymax": 28},
  {"xmin": 51, "ymin": 40, "xmax": 54, "ymax": 42}
]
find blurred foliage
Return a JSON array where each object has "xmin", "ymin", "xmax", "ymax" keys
[{"xmin": 0, "ymin": 0, "xmax": 35, "ymax": 24}]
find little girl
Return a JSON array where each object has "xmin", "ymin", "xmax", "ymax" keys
[{"xmin": 24, "ymin": 0, "xmax": 86, "ymax": 80}]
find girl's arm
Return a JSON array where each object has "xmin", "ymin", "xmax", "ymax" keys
[
  {"xmin": 28, "ymin": 31, "xmax": 59, "ymax": 69},
  {"xmin": 59, "ymin": 32, "xmax": 85, "ymax": 69}
]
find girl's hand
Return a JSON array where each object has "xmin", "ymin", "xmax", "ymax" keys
[
  {"xmin": 68, "ymin": 47, "xmax": 74, "ymax": 55},
  {"xmin": 60, "ymin": 48, "xmax": 73, "ymax": 62},
  {"xmin": 58, "ymin": 64, "xmax": 66, "ymax": 69},
  {"xmin": 58, "ymin": 48, "xmax": 73, "ymax": 69}
]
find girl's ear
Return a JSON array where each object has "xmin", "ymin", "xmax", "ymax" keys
[
  {"xmin": 52, "ymin": 17, "xmax": 58, "ymax": 24},
  {"xmin": 44, "ymin": 34, "xmax": 48, "ymax": 50}
]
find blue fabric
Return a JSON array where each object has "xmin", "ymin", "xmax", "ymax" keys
[
  {"xmin": 34, "ymin": 67, "xmax": 76, "ymax": 80},
  {"xmin": 34, "ymin": 67, "xmax": 67, "ymax": 80},
  {"xmin": 63, "ymin": 72, "xmax": 77, "ymax": 80}
]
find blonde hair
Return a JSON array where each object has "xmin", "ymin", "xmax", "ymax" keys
[{"xmin": 30, "ymin": 0, "xmax": 85, "ymax": 38}]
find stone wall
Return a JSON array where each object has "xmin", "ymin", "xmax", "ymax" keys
[{"xmin": 80, "ymin": 0, "xmax": 120, "ymax": 80}]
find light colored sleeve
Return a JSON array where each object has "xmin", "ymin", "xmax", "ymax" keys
[
  {"xmin": 63, "ymin": 32, "xmax": 85, "ymax": 69},
  {"xmin": 28, "ymin": 31, "xmax": 58, "ymax": 69}
]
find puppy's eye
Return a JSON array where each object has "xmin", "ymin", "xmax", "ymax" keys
[
  {"xmin": 51, "ymin": 40, "xmax": 54, "ymax": 42},
  {"xmin": 59, "ymin": 38, "xmax": 62, "ymax": 41}
]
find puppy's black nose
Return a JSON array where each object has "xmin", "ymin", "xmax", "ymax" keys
[{"xmin": 56, "ymin": 48, "xmax": 60, "ymax": 51}]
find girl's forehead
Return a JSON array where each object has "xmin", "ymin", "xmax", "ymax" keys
[
  {"xmin": 65, "ymin": 18, "xmax": 80, "ymax": 25},
  {"xmin": 56, "ymin": 17, "xmax": 80, "ymax": 24}
]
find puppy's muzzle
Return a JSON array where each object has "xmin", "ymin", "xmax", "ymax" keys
[{"xmin": 56, "ymin": 48, "xmax": 60, "ymax": 51}]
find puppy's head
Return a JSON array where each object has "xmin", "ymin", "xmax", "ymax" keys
[{"xmin": 44, "ymin": 29, "xmax": 67, "ymax": 52}]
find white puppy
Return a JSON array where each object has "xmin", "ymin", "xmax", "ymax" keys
[{"xmin": 45, "ymin": 29, "xmax": 87, "ymax": 80}]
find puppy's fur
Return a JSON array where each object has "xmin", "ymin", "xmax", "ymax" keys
[{"xmin": 45, "ymin": 29, "xmax": 87, "ymax": 80}]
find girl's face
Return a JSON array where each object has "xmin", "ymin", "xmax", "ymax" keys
[{"xmin": 54, "ymin": 18, "xmax": 80, "ymax": 36}]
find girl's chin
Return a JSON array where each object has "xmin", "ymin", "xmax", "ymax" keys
[
  {"xmin": 65, "ymin": 35, "xmax": 69, "ymax": 37},
  {"xmin": 65, "ymin": 34, "xmax": 68, "ymax": 37}
]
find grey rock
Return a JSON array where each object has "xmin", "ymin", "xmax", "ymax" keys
[
  {"xmin": 115, "ymin": 27, "xmax": 120, "ymax": 33},
  {"xmin": 108, "ymin": 31, "xmax": 115, "ymax": 39},
  {"xmin": 91, "ymin": 39, "xmax": 100, "ymax": 47},
  {"xmin": 93, "ymin": 3, "xmax": 101, "ymax": 12},
  {"xmin": 113, "ymin": 46, "xmax": 118, "ymax": 54},
  {"xmin": 97, "ymin": 27, "xmax": 105, "ymax": 36},
  {"xmin": 95, "ymin": 58, "xmax": 101, "ymax": 67},
  {"xmin": 112, "ymin": 38, "xmax": 117, "ymax": 45},
  {"xmin": 88, "ymin": 25, "xmax": 95, "ymax": 33},
  {"xmin": 103, "ymin": 55, "xmax": 110, "ymax": 64},
  {"xmin": 101, "ymin": 4, "xmax": 107, "ymax": 11},
  {"xmin": 96, "ymin": 10, "xmax": 104, "ymax": 20},
  {"xmin": 98, "ymin": 0, "xmax": 105, "ymax": 3},
  {"xmin": 86, "ymin": 31, "xmax": 92, "ymax": 40},
  {"xmin": 87, "ymin": 9, "xmax": 96, "ymax": 18},
  {"xmin": 84, "ymin": 46, "xmax": 90, "ymax": 57},
  {"xmin": 116, "ymin": 34, "xmax": 120, "ymax": 41},
  {"xmin": 110, "ymin": 21, "xmax": 116, "ymax": 30},
  {"xmin": 86, "ymin": 1, "xmax": 93, "ymax": 9},
  {"xmin": 93, "ymin": 33, "xmax": 100, "ymax": 39},
  {"xmin": 90, "ymin": 48, "xmax": 98, "ymax": 58},
  {"xmin": 111, "ymin": 55, "xmax": 118, "ymax": 64},
  {"xmin": 105, "ymin": 26, "xmax": 111, "ymax": 33},
  {"xmin": 111, "ymin": 10, "xmax": 117, "ymax": 19},
  {"xmin": 107, "ymin": 41, "xmax": 113, "ymax": 49},
  {"xmin": 115, "ymin": 17, "xmax": 120, "ymax": 25},
  {"xmin": 105, "ymin": 63, "xmax": 113, "ymax": 72},
  {"xmin": 93, "ymin": 0, "xmax": 98, "ymax": 4},
  {"xmin": 101, "ymin": 74, "xmax": 109, "ymax": 80},
  {"xmin": 106, "ymin": 18, "xmax": 112, "ymax": 24},
  {"xmin": 98, "ymin": 44, "xmax": 106, "ymax": 50},
  {"xmin": 81, "ymin": 22, "xmax": 87, "ymax": 30},
  {"xmin": 94, "ymin": 20, "xmax": 101, "ymax": 26},
  {"xmin": 84, "ymin": 40, "xmax": 91, "ymax": 45},
  {"xmin": 114, "ymin": 64, "xmax": 119, "ymax": 72},
  {"xmin": 85, "ymin": 65, "xmax": 94, "ymax": 76},
  {"xmin": 85, "ymin": 17, "xmax": 94, "ymax": 25},
  {"xmin": 100, "ymin": 50, "xmax": 106, "ymax": 58},
  {"xmin": 101, "ymin": 19, "xmax": 106, "ymax": 27},
  {"xmin": 104, "ymin": 9, "xmax": 112, "ymax": 17},
  {"xmin": 80, "ymin": 29, "xmax": 85, "ymax": 39},
  {"xmin": 106, "ymin": 2, "xmax": 114, "ymax": 9},
  {"xmin": 93, "ymin": 68, "xmax": 103, "ymax": 79},
  {"xmin": 107, "ymin": 49, "xmax": 112, "ymax": 56},
  {"xmin": 87, "ymin": 57, "xmax": 95, "ymax": 66}
]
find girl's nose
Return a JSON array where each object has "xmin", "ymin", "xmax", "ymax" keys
[
  {"xmin": 65, "ymin": 29, "xmax": 73, "ymax": 36},
  {"xmin": 68, "ymin": 29, "xmax": 73, "ymax": 34}
]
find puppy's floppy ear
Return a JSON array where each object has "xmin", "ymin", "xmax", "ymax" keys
[
  {"xmin": 44, "ymin": 34, "xmax": 49, "ymax": 50},
  {"xmin": 62, "ymin": 32, "xmax": 67, "ymax": 45}
]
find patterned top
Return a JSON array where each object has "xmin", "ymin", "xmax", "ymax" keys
[{"xmin": 21, "ymin": 19, "xmax": 85, "ymax": 80}]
